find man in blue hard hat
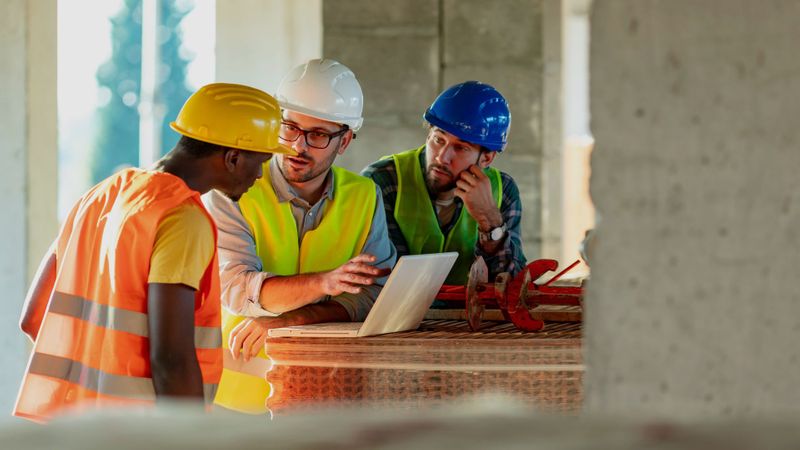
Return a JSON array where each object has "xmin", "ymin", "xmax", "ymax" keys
[{"xmin": 362, "ymin": 81, "xmax": 526, "ymax": 288}]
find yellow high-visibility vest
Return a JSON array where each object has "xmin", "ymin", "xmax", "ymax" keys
[
  {"xmin": 213, "ymin": 164, "xmax": 376, "ymax": 414},
  {"xmin": 392, "ymin": 146, "xmax": 502, "ymax": 284}
]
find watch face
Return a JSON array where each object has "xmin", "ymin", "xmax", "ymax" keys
[{"xmin": 490, "ymin": 226, "xmax": 504, "ymax": 241}]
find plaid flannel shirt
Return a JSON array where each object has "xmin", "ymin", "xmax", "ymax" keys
[{"xmin": 361, "ymin": 148, "xmax": 527, "ymax": 280}]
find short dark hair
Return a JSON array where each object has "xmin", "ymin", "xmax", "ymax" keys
[
  {"xmin": 177, "ymin": 135, "xmax": 225, "ymax": 158},
  {"xmin": 425, "ymin": 122, "xmax": 493, "ymax": 153}
]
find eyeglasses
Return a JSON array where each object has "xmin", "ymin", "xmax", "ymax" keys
[{"xmin": 279, "ymin": 122, "xmax": 349, "ymax": 149}]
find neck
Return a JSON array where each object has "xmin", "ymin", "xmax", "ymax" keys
[
  {"xmin": 289, "ymin": 170, "xmax": 330, "ymax": 204},
  {"xmin": 435, "ymin": 189, "xmax": 456, "ymax": 203},
  {"xmin": 155, "ymin": 151, "xmax": 213, "ymax": 195}
]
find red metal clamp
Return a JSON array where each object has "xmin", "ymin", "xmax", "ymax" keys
[{"xmin": 435, "ymin": 258, "xmax": 584, "ymax": 332}]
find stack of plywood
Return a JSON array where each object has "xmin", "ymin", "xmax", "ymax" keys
[{"xmin": 266, "ymin": 320, "xmax": 583, "ymax": 414}]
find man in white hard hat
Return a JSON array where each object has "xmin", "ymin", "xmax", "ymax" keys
[{"xmin": 204, "ymin": 59, "xmax": 396, "ymax": 414}]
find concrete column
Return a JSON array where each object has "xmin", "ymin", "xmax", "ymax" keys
[
  {"xmin": 541, "ymin": 0, "xmax": 564, "ymax": 260},
  {"xmin": 442, "ymin": 0, "xmax": 545, "ymax": 260},
  {"xmin": 0, "ymin": 0, "xmax": 58, "ymax": 414},
  {"xmin": 323, "ymin": 0, "xmax": 441, "ymax": 173},
  {"xmin": 216, "ymin": 0, "xmax": 322, "ymax": 92},
  {"xmin": 586, "ymin": 0, "xmax": 800, "ymax": 418}
]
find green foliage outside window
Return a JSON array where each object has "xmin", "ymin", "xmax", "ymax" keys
[{"xmin": 90, "ymin": 0, "xmax": 194, "ymax": 184}]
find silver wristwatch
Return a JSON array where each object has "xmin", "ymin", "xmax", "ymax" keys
[{"xmin": 480, "ymin": 223, "xmax": 507, "ymax": 242}]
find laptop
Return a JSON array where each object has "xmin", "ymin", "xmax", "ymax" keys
[{"xmin": 268, "ymin": 252, "xmax": 458, "ymax": 338}]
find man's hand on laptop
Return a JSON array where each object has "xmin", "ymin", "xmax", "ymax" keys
[{"xmin": 317, "ymin": 253, "xmax": 391, "ymax": 296}]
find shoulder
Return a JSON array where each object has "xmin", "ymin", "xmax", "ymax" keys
[
  {"xmin": 496, "ymin": 170, "xmax": 520, "ymax": 194},
  {"xmin": 360, "ymin": 158, "xmax": 399, "ymax": 195},
  {"xmin": 497, "ymin": 169, "xmax": 519, "ymax": 191},
  {"xmin": 333, "ymin": 166, "xmax": 374, "ymax": 185},
  {"xmin": 332, "ymin": 167, "xmax": 380, "ymax": 201},
  {"xmin": 360, "ymin": 157, "xmax": 397, "ymax": 178},
  {"xmin": 160, "ymin": 200, "xmax": 213, "ymax": 237}
]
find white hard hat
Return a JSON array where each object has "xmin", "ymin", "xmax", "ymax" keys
[{"xmin": 276, "ymin": 59, "xmax": 364, "ymax": 131}]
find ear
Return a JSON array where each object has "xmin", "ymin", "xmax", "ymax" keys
[
  {"xmin": 222, "ymin": 148, "xmax": 241, "ymax": 172},
  {"xmin": 478, "ymin": 150, "xmax": 497, "ymax": 168},
  {"xmin": 336, "ymin": 130, "xmax": 354, "ymax": 156}
]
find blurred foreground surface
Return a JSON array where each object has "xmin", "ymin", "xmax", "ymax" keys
[{"xmin": 2, "ymin": 396, "xmax": 800, "ymax": 449}]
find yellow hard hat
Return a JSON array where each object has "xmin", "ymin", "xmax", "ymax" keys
[{"xmin": 170, "ymin": 83, "xmax": 295, "ymax": 155}]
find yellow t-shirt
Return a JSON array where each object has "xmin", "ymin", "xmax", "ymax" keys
[{"xmin": 148, "ymin": 200, "xmax": 215, "ymax": 290}]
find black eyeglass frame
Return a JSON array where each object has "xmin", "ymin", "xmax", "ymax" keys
[{"xmin": 279, "ymin": 122, "xmax": 350, "ymax": 149}]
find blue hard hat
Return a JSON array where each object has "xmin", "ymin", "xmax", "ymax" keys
[{"xmin": 423, "ymin": 81, "xmax": 511, "ymax": 152}]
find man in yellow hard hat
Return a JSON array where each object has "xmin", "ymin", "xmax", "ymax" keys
[
  {"xmin": 15, "ymin": 83, "xmax": 292, "ymax": 422},
  {"xmin": 205, "ymin": 59, "xmax": 396, "ymax": 414}
]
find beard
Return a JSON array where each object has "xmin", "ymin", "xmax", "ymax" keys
[
  {"xmin": 280, "ymin": 154, "xmax": 317, "ymax": 182},
  {"xmin": 424, "ymin": 164, "xmax": 457, "ymax": 193},
  {"xmin": 278, "ymin": 146, "xmax": 339, "ymax": 183}
]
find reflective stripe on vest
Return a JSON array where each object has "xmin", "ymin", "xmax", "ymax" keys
[
  {"xmin": 27, "ymin": 353, "xmax": 218, "ymax": 401},
  {"xmin": 392, "ymin": 146, "xmax": 502, "ymax": 284},
  {"xmin": 48, "ymin": 291, "xmax": 222, "ymax": 349},
  {"xmin": 215, "ymin": 165, "xmax": 375, "ymax": 414},
  {"xmin": 13, "ymin": 169, "xmax": 223, "ymax": 423}
]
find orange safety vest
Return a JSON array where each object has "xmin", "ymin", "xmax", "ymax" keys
[{"xmin": 14, "ymin": 168, "xmax": 223, "ymax": 423}]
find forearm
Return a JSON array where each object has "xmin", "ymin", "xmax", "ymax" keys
[
  {"xmin": 474, "ymin": 207, "xmax": 504, "ymax": 257},
  {"xmin": 258, "ymin": 272, "xmax": 327, "ymax": 314},
  {"xmin": 219, "ymin": 261, "xmax": 277, "ymax": 317},
  {"xmin": 147, "ymin": 283, "xmax": 205, "ymax": 401},
  {"xmin": 331, "ymin": 283, "xmax": 381, "ymax": 321},
  {"xmin": 477, "ymin": 177, "xmax": 527, "ymax": 277},
  {"xmin": 150, "ymin": 351, "xmax": 204, "ymax": 399},
  {"xmin": 277, "ymin": 301, "xmax": 351, "ymax": 326},
  {"xmin": 475, "ymin": 208, "xmax": 503, "ymax": 233},
  {"xmin": 20, "ymin": 250, "xmax": 57, "ymax": 342},
  {"xmin": 478, "ymin": 234, "xmax": 526, "ymax": 277}
]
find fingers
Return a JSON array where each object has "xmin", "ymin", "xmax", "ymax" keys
[
  {"xmin": 374, "ymin": 267, "xmax": 392, "ymax": 277},
  {"xmin": 460, "ymin": 165, "xmax": 485, "ymax": 182},
  {"xmin": 348, "ymin": 254, "xmax": 377, "ymax": 265},
  {"xmin": 229, "ymin": 319, "xmax": 252, "ymax": 361},
  {"xmin": 334, "ymin": 281, "xmax": 363, "ymax": 295},
  {"xmin": 322, "ymin": 253, "xmax": 392, "ymax": 296},
  {"xmin": 468, "ymin": 164, "xmax": 485, "ymax": 178},
  {"xmin": 346, "ymin": 262, "xmax": 384, "ymax": 277},
  {"xmin": 455, "ymin": 179, "xmax": 475, "ymax": 192},
  {"xmin": 343, "ymin": 254, "xmax": 386, "ymax": 278},
  {"xmin": 241, "ymin": 326, "xmax": 264, "ymax": 362},
  {"xmin": 231, "ymin": 319, "xmax": 267, "ymax": 362}
]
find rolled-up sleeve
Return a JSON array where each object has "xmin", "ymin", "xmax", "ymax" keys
[
  {"xmin": 475, "ymin": 173, "xmax": 527, "ymax": 278},
  {"xmin": 202, "ymin": 190, "xmax": 281, "ymax": 317},
  {"xmin": 330, "ymin": 185, "xmax": 397, "ymax": 321}
]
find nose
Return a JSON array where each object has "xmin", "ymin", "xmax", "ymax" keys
[
  {"xmin": 435, "ymin": 145, "xmax": 454, "ymax": 165},
  {"xmin": 293, "ymin": 138, "xmax": 309, "ymax": 154},
  {"xmin": 283, "ymin": 134, "xmax": 309, "ymax": 155}
]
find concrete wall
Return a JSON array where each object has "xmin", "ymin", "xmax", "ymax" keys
[
  {"xmin": 216, "ymin": 0, "xmax": 322, "ymax": 93},
  {"xmin": 0, "ymin": 0, "xmax": 58, "ymax": 415},
  {"xmin": 323, "ymin": 0, "xmax": 546, "ymax": 259},
  {"xmin": 586, "ymin": 0, "xmax": 800, "ymax": 418}
]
